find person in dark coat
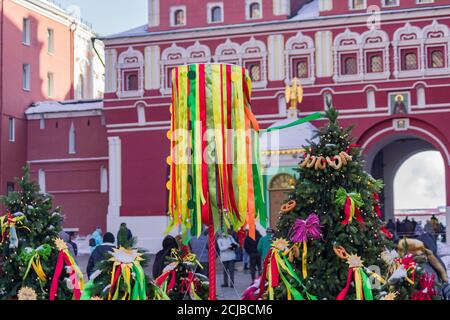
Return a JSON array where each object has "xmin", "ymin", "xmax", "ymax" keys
[
  {"xmin": 117, "ymin": 223, "xmax": 133, "ymax": 247},
  {"xmin": 86, "ymin": 232, "xmax": 116, "ymax": 279},
  {"xmin": 152, "ymin": 235, "xmax": 179, "ymax": 279},
  {"xmin": 244, "ymin": 230, "xmax": 262, "ymax": 282}
]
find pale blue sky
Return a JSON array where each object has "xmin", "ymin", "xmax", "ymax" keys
[
  {"xmin": 57, "ymin": 0, "xmax": 147, "ymax": 36},
  {"xmin": 54, "ymin": 0, "xmax": 446, "ymax": 212}
]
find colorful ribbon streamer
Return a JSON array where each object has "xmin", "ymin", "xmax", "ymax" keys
[
  {"xmin": 108, "ymin": 261, "xmax": 147, "ymax": 300},
  {"xmin": 21, "ymin": 245, "xmax": 51, "ymax": 283},
  {"xmin": 372, "ymin": 192, "xmax": 382, "ymax": 218},
  {"xmin": 49, "ymin": 239, "xmax": 84, "ymax": 300},
  {"xmin": 257, "ymin": 239, "xmax": 316, "ymax": 301},
  {"xmin": 334, "ymin": 246, "xmax": 374, "ymax": 300},
  {"xmin": 0, "ymin": 212, "xmax": 30, "ymax": 248},
  {"xmin": 167, "ymin": 64, "xmax": 266, "ymax": 240},
  {"xmin": 395, "ymin": 254, "xmax": 417, "ymax": 285},
  {"xmin": 291, "ymin": 214, "xmax": 323, "ymax": 279},
  {"xmin": 335, "ymin": 188, "xmax": 364, "ymax": 225}
]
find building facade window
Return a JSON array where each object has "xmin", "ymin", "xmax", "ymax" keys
[
  {"xmin": 7, "ymin": 182, "xmax": 15, "ymax": 195},
  {"xmin": 214, "ymin": 38, "xmax": 241, "ymax": 65},
  {"xmin": 246, "ymin": 0, "xmax": 262, "ymax": 20},
  {"xmin": 47, "ymin": 72, "xmax": 54, "ymax": 97},
  {"xmin": 429, "ymin": 49, "xmax": 444, "ymax": 68},
  {"xmin": 23, "ymin": 64, "xmax": 30, "ymax": 91},
  {"xmin": 68, "ymin": 122, "xmax": 76, "ymax": 154},
  {"xmin": 403, "ymin": 51, "xmax": 418, "ymax": 70},
  {"xmin": 382, "ymin": 0, "xmax": 399, "ymax": 7},
  {"xmin": 8, "ymin": 117, "xmax": 15, "ymax": 142},
  {"xmin": 393, "ymin": 22, "xmax": 423, "ymax": 78},
  {"xmin": 117, "ymin": 47, "xmax": 144, "ymax": 98},
  {"xmin": 342, "ymin": 55, "xmax": 358, "ymax": 75},
  {"xmin": 100, "ymin": 166, "xmax": 108, "ymax": 193},
  {"xmin": 170, "ymin": 6, "xmax": 187, "ymax": 26},
  {"xmin": 22, "ymin": 18, "xmax": 30, "ymax": 45},
  {"xmin": 241, "ymin": 37, "xmax": 267, "ymax": 88},
  {"xmin": 285, "ymin": 32, "xmax": 315, "ymax": 85},
  {"xmin": 349, "ymin": 0, "xmax": 366, "ymax": 10},
  {"xmin": 361, "ymin": 29, "xmax": 390, "ymax": 80},
  {"xmin": 333, "ymin": 29, "xmax": 362, "ymax": 82},
  {"xmin": 161, "ymin": 43, "xmax": 187, "ymax": 94},
  {"xmin": 47, "ymin": 28, "xmax": 54, "ymax": 54},
  {"xmin": 367, "ymin": 54, "xmax": 383, "ymax": 73},
  {"xmin": 323, "ymin": 92, "xmax": 333, "ymax": 110},
  {"xmin": 208, "ymin": 3, "xmax": 224, "ymax": 23}
]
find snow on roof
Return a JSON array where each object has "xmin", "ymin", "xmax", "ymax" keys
[
  {"xmin": 26, "ymin": 100, "xmax": 103, "ymax": 115},
  {"xmin": 103, "ymin": 24, "xmax": 149, "ymax": 38},
  {"xmin": 291, "ymin": 0, "xmax": 319, "ymax": 21}
]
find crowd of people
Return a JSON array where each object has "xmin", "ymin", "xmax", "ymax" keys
[{"xmin": 385, "ymin": 215, "xmax": 446, "ymax": 242}]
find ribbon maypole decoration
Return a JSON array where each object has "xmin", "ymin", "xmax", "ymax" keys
[
  {"xmin": 334, "ymin": 246, "xmax": 384, "ymax": 300},
  {"xmin": 0, "ymin": 212, "xmax": 30, "ymax": 248},
  {"xmin": 257, "ymin": 238, "xmax": 317, "ymax": 301},
  {"xmin": 335, "ymin": 188, "xmax": 364, "ymax": 225},
  {"xmin": 166, "ymin": 63, "xmax": 266, "ymax": 241},
  {"xmin": 107, "ymin": 247, "xmax": 147, "ymax": 300},
  {"xmin": 290, "ymin": 214, "xmax": 323, "ymax": 279},
  {"xmin": 49, "ymin": 238, "xmax": 84, "ymax": 300}
]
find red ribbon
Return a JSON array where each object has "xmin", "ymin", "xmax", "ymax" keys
[
  {"xmin": 372, "ymin": 192, "xmax": 382, "ymax": 218},
  {"xmin": 336, "ymin": 268, "xmax": 354, "ymax": 300},
  {"xmin": 49, "ymin": 251, "xmax": 81, "ymax": 300},
  {"xmin": 341, "ymin": 197, "xmax": 364, "ymax": 225},
  {"xmin": 411, "ymin": 273, "xmax": 436, "ymax": 300},
  {"xmin": 380, "ymin": 226, "xmax": 393, "ymax": 239},
  {"xmin": 345, "ymin": 144, "xmax": 359, "ymax": 153},
  {"xmin": 257, "ymin": 249, "xmax": 272, "ymax": 300},
  {"xmin": 199, "ymin": 64, "xmax": 210, "ymax": 225}
]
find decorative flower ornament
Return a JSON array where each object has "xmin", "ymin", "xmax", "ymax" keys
[{"xmin": 17, "ymin": 287, "xmax": 37, "ymax": 300}]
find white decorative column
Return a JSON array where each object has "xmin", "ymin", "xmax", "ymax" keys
[{"xmin": 107, "ymin": 136, "xmax": 122, "ymax": 232}]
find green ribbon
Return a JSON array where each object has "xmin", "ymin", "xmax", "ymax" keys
[
  {"xmin": 21, "ymin": 244, "xmax": 51, "ymax": 282},
  {"xmin": 80, "ymin": 280, "xmax": 95, "ymax": 300},
  {"xmin": 335, "ymin": 187, "xmax": 364, "ymax": 208},
  {"xmin": 360, "ymin": 269, "xmax": 374, "ymax": 300},
  {"xmin": 131, "ymin": 263, "xmax": 147, "ymax": 300},
  {"xmin": 281, "ymin": 254, "xmax": 317, "ymax": 300},
  {"xmin": 261, "ymin": 112, "xmax": 323, "ymax": 132},
  {"xmin": 205, "ymin": 65, "xmax": 220, "ymax": 233},
  {"xmin": 252, "ymin": 130, "xmax": 267, "ymax": 228}
]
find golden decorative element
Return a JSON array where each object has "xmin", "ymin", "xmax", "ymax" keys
[
  {"xmin": 285, "ymin": 78, "xmax": 304, "ymax": 110},
  {"xmin": 109, "ymin": 247, "xmax": 144, "ymax": 265},
  {"xmin": 380, "ymin": 292, "xmax": 398, "ymax": 301},
  {"xmin": 91, "ymin": 296, "xmax": 103, "ymax": 300},
  {"xmin": 17, "ymin": 287, "xmax": 37, "ymax": 300},
  {"xmin": 346, "ymin": 254, "xmax": 364, "ymax": 269},
  {"xmin": 272, "ymin": 238, "xmax": 290, "ymax": 252},
  {"xmin": 54, "ymin": 238, "xmax": 68, "ymax": 251}
]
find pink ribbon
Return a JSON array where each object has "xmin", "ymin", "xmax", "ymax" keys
[{"xmin": 291, "ymin": 214, "xmax": 323, "ymax": 243}]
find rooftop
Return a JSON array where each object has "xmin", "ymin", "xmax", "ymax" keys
[{"xmin": 26, "ymin": 99, "xmax": 103, "ymax": 115}]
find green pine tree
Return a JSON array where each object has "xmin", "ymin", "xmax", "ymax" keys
[
  {"xmin": 275, "ymin": 108, "xmax": 394, "ymax": 300},
  {"xmin": 0, "ymin": 166, "xmax": 72, "ymax": 300}
]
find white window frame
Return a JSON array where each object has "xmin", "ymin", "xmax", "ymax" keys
[
  {"xmin": 207, "ymin": 2, "xmax": 224, "ymax": 24},
  {"xmin": 348, "ymin": 0, "xmax": 367, "ymax": 10},
  {"xmin": 393, "ymin": 22, "xmax": 424, "ymax": 79},
  {"xmin": 361, "ymin": 28, "xmax": 390, "ymax": 80},
  {"xmin": 38, "ymin": 169, "xmax": 46, "ymax": 193},
  {"xmin": 285, "ymin": 32, "xmax": 316, "ymax": 85},
  {"xmin": 160, "ymin": 43, "xmax": 187, "ymax": 95},
  {"xmin": 382, "ymin": 0, "xmax": 399, "ymax": 8},
  {"xmin": 47, "ymin": 72, "xmax": 54, "ymax": 98},
  {"xmin": 117, "ymin": 47, "xmax": 145, "ymax": 98},
  {"xmin": 47, "ymin": 28, "xmax": 54, "ymax": 54},
  {"xmin": 100, "ymin": 166, "xmax": 108, "ymax": 193},
  {"xmin": 246, "ymin": 0, "xmax": 263, "ymax": 20},
  {"xmin": 23, "ymin": 63, "xmax": 31, "ymax": 91},
  {"xmin": 214, "ymin": 38, "xmax": 241, "ymax": 65},
  {"xmin": 170, "ymin": 5, "xmax": 187, "ymax": 27},
  {"xmin": 8, "ymin": 117, "xmax": 15, "ymax": 142},
  {"xmin": 423, "ymin": 21, "xmax": 450, "ymax": 77},
  {"xmin": 241, "ymin": 37, "xmax": 267, "ymax": 88},
  {"xmin": 68, "ymin": 121, "xmax": 76, "ymax": 154},
  {"xmin": 333, "ymin": 29, "xmax": 363, "ymax": 83},
  {"xmin": 22, "ymin": 18, "xmax": 30, "ymax": 45}
]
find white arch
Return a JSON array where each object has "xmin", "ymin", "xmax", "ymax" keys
[
  {"xmin": 161, "ymin": 43, "xmax": 187, "ymax": 63},
  {"xmin": 393, "ymin": 22, "xmax": 423, "ymax": 42},
  {"xmin": 241, "ymin": 36, "xmax": 267, "ymax": 58},
  {"xmin": 285, "ymin": 31, "xmax": 314, "ymax": 51},
  {"xmin": 333, "ymin": 29, "xmax": 362, "ymax": 83},
  {"xmin": 361, "ymin": 28, "xmax": 389, "ymax": 45},
  {"xmin": 117, "ymin": 46, "xmax": 144, "ymax": 98},
  {"xmin": 285, "ymin": 32, "xmax": 315, "ymax": 84},
  {"xmin": 214, "ymin": 38, "xmax": 241, "ymax": 63},
  {"xmin": 333, "ymin": 28, "xmax": 361, "ymax": 47},
  {"xmin": 186, "ymin": 41, "xmax": 211, "ymax": 63},
  {"xmin": 118, "ymin": 46, "xmax": 144, "ymax": 66},
  {"xmin": 423, "ymin": 20, "xmax": 450, "ymax": 40}
]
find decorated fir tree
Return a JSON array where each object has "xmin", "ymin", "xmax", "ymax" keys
[
  {"xmin": 155, "ymin": 248, "xmax": 209, "ymax": 300},
  {"xmin": 273, "ymin": 108, "xmax": 395, "ymax": 300},
  {"xmin": 0, "ymin": 166, "xmax": 74, "ymax": 300}
]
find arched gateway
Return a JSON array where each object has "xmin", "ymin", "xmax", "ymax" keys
[{"xmin": 357, "ymin": 117, "xmax": 450, "ymax": 240}]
